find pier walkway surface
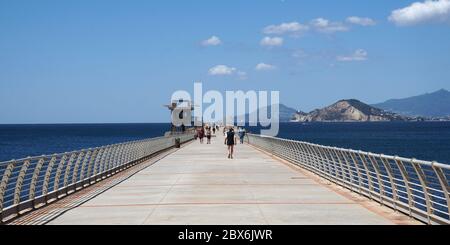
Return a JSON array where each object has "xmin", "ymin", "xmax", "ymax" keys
[{"xmin": 11, "ymin": 133, "xmax": 419, "ymax": 225}]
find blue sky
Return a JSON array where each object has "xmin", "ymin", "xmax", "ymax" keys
[{"xmin": 1, "ymin": 0, "xmax": 449, "ymax": 123}]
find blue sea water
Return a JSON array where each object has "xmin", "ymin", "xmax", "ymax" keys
[
  {"xmin": 249, "ymin": 122, "xmax": 450, "ymax": 165},
  {"xmin": 0, "ymin": 122, "xmax": 449, "ymax": 164},
  {"xmin": 0, "ymin": 123, "xmax": 172, "ymax": 162}
]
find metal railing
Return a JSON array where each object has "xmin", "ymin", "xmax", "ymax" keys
[
  {"xmin": 246, "ymin": 134, "xmax": 450, "ymax": 225},
  {"xmin": 0, "ymin": 133, "xmax": 194, "ymax": 223}
]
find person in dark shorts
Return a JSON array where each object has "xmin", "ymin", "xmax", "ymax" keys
[
  {"xmin": 198, "ymin": 127, "xmax": 205, "ymax": 144},
  {"xmin": 224, "ymin": 127, "xmax": 237, "ymax": 159},
  {"xmin": 206, "ymin": 126, "xmax": 212, "ymax": 144}
]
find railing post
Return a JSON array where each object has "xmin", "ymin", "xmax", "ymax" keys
[
  {"xmin": 283, "ymin": 140, "xmax": 293, "ymax": 162},
  {"xmin": 410, "ymin": 159, "xmax": 433, "ymax": 224},
  {"xmin": 71, "ymin": 151, "xmax": 86, "ymax": 188},
  {"xmin": 307, "ymin": 144, "xmax": 326, "ymax": 178},
  {"xmin": 321, "ymin": 147, "xmax": 339, "ymax": 184},
  {"xmin": 395, "ymin": 157, "xmax": 415, "ymax": 218},
  {"xmin": 308, "ymin": 144, "xmax": 330, "ymax": 176},
  {"xmin": 53, "ymin": 154, "xmax": 68, "ymax": 193},
  {"xmin": 380, "ymin": 156, "xmax": 398, "ymax": 211},
  {"xmin": 303, "ymin": 143, "xmax": 318, "ymax": 172},
  {"xmin": 0, "ymin": 162, "xmax": 15, "ymax": 220},
  {"xmin": 317, "ymin": 147, "xmax": 334, "ymax": 182},
  {"xmin": 79, "ymin": 150, "xmax": 92, "ymax": 183},
  {"xmin": 125, "ymin": 143, "xmax": 132, "ymax": 167},
  {"xmin": 92, "ymin": 148, "xmax": 105, "ymax": 180},
  {"xmin": 99, "ymin": 146, "xmax": 113, "ymax": 176},
  {"xmin": 337, "ymin": 150, "xmax": 356, "ymax": 192},
  {"xmin": 329, "ymin": 148, "xmax": 348, "ymax": 189},
  {"xmin": 296, "ymin": 142, "xmax": 306, "ymax": 165},
  {"xmin": 86, "ymin": 149, "xmax": 99, "ymax": 183},
  {"xmin": 42, "ymin": 156, "xmax": 58, "ymax": 198},
  {"xmin": 29, "ymin": 157, "xmax": 46, "ymax": 207},
  {"xmin": 431, "ymin": 162, "xmax": 450, "ymax": 219},
  {"xmin": 293, "ymin": 142, "xmax": 306, "ymax": 168},
  {"xmin": 103, "ymin": 146, "xmax": 115, "ymax": 175},
  {"xmin": 296, "ymin": 143, "xmax": 310, "ymax": 170},
  {"xmin": 367, "ymin": 154, "xmax": 385, "ymax": 205},
  {"xmin": 357, "ymin": 152, "xmax": 375, "ymax": 200},
  {"xmin": 350, "ymin": 152, "xmax": 370, "ymax": 199},
  {"xmin": 63, "ymin": 153, "xmax": 77, "ymax": 191},
  {"xmin": 117, "ymin": 143, "xmax": 129, "ymax": 170},
  {"xmin": 13, "ymin": 159, "xmax": 31, "ymax": 206},
  {"xmin": 113, "ymin": 144, "xmax": 124, "ymax": 171}
]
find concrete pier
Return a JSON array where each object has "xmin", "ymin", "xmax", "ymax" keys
[{"xmin": 13, "ymin": 133, "xmax": 419, "ymax": 225}]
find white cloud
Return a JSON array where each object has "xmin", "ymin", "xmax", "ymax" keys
[
  {"xmin": 201, "ymin": 36, "xmax": 222, "ymax": 46},
  {"xmin": 337, "ymin": 49, "xmax": 368, "ymax": 62},
  {"xmin": 208, "ymin": 65, "xmax": 247, "ymax": 79},
  {"xmin": 389, "ymin": 0, "xmax": 450, "ymax": 26},
  {"xmin": 255, "ymin": 63, "xmax": 276, "ymax": 71},
  {"xmin": 262, "ymin": 22, "xmax": 309, "ymax": 35},
  {"xmin": 310, "ymin": 18, "xmax": 349, "ymax": 33},
  {"xmin": 260, "ymin": 36, "xmax": 284, "ymax": 47},
  {"xmin": 262, "ymin": 17, "xmax": 374, "ymax": 38},
  {"xmin": 346, "ymin": 16, "xmax": 376, "ymax": 26},
  {"xmin": 208, "ymin": 65, "xmax": 237, "ymax": 75}
]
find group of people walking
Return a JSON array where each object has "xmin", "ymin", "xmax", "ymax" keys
[
  {"xmin": 194, "ymin": 124, "xmax": 220, "ymax": 144},
  {"xmin": 194, "ymin": 124, "xmax": 247, "ymax": 159}
]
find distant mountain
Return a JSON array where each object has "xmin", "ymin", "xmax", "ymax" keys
[
  {"xmin": 277, "ymin": 104, "xmax": 299, "ymax": 122},
  {"xmin": 235, "ymin": 104, "xmax": 299, "ymax": 123},
  {"xmin": 293, "ymin": 99, "xmax": 409, "ymax": 122},
  {"xmin": 373, "ymin": 89, "xmax": 450, "ymax": 117}
]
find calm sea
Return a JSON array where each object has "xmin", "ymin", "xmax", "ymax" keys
[
  {"xmin": 248, "ymin": 122, "xmax": 450, "ymax": 164},
  {"xmin": 0, "ymin": 122, "xmax": 449, "ymax": 164},
  {"xmin": 0, "ymin": 123, "xmax": 171, "ymax": 162}
]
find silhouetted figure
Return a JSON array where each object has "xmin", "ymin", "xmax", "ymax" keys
[
  {"xmin": 199, "ymin": 127, "xmax": 205, "ymax": 144},
  {"xmin": 225, "ymin": 128, "xmax": 237, "ymax": 159},
  {"xmin": 238, "ymin": 127, "xmax": 246, "ymax": 144},
  {"xmin": 206, "ymin": 127, "xmax": 212, "ymax": 144}
]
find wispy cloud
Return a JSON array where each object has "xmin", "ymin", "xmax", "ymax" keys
[
  {"xmin": 263, "ymin": 16, "xmax": 375, "ymax": 38},
  {"xmin": 346, "ymin": 16, "xmax": 376, "ymax": 26},
  {"xmin": 201, "ymin": 36, "xmax": 222, "ymax": 46},
  {"xmin": 310, "ymin": 18, "xmax": 349, "ymax": 33},
  {"xmin": 208, "ymin": 65, "xmax": 247, "ymax": 79},
  {"xmin": 208, "ymin": 65, "xmax": 236, "ymax": 75},
  {"xmin": 389, "ymin": 0, "xmax": 450, "ymax": 26},
  {"xmin": 262, "ymin": 22, "xmax": 309, "ymax": 36},
  {"xmin": 255, "ymin": 63, "xmax": 277, "ymax": 71},
  {"xmin": 337, "ymin": 49, "xmax": 368, "ymax": 62},
  {"xmin": 260, "ymin": 36, "xmax": 284, "ymax": 47}
]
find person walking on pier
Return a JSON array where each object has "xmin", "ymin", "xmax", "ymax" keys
[
  {"xmin": 238, "ymin": 127, "xmax": 246, "ymax": 144},
  {"xmin": 194, "ymin": 128, "xmax": 198, "ymax": 140},
  {"xmin": 198, "ymin": 127, "xmax": 205, "ymax": 144},
  {"xmin": 206, "ymin": 126, "xmax": 212, "ymax": 144},
  {"xmin": 225, "ymin": 127, "xmax": 237, "ymax": 159}
]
